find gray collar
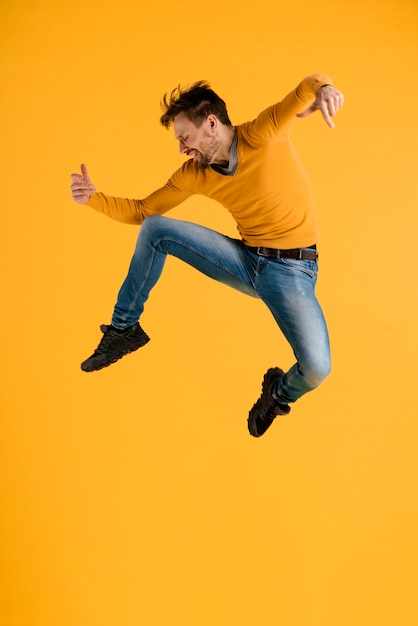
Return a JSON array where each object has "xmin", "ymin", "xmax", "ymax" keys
[{"xmin": 210, "ymin": 132, "xmax": 238, "ymax": 176}]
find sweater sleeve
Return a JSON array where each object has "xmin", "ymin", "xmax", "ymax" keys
[
  {"xmin": 85, "ymin": 172, "xmax": 193, "ymax": 225},
  {"xmin": 247, "ymin": 72, "xmax": 333, "ymax": 142}
]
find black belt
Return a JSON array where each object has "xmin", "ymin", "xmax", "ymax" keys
[{"xmin": 246, "ymin": 244, "xmax": 317, "ymax": 261}]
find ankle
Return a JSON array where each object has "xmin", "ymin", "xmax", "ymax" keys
[{"xmin": 110, "ymin": 324, "xmax": 134, "ymax": 334}]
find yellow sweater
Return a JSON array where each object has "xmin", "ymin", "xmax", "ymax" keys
[{"xmin": 86, "ymin": 73, "xmax": 332, "ymax": 248}]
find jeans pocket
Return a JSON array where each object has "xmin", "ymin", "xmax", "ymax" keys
[{"xmin": 280, "ymin": 258, "xmax": 318, "ymax": 279}]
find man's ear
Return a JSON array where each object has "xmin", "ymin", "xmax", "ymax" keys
[{"xmin": 207, "ymin": 114, "xmax": 218, "ymax": 131}]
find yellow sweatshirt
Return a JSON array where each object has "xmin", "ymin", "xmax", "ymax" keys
[{"xmin": 86, "ymin": 73, "xmax": 332, "ymax": 249}]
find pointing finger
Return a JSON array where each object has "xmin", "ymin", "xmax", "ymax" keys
[{"xmin": 321, "ymin": 106, "xmax": 334, "ymax": 128}]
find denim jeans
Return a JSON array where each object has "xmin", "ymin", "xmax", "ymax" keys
[{"xmin": 112, "ymin": 214, "xmax": 330, "ymax": 405}]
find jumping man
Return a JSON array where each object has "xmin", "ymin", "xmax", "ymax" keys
[{"xmin": 70, "ymin": 74, "xmax": 344, "ymax": 437}]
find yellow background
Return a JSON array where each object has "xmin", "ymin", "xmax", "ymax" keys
[{"xmin": 1, "ymin": 1, "xmax": 417, "ymax": 624}]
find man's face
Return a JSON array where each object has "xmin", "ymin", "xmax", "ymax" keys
[{"xmin": 173, "ymin": 112, "xmax": 219, "ymax": 170}]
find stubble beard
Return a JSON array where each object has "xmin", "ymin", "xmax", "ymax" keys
[{"xmin": 196, "ymin": 136, "xmax": 219, "ymax": 170}]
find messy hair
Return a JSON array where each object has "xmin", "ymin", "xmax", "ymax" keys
[{"xmin": 160, "ymin": 80, "xmax": 232, "ymax": 129}]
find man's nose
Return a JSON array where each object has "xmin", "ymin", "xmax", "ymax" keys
[{"xmin": 179, "ymin": 140, "xmax": 188, "ymax": 154}]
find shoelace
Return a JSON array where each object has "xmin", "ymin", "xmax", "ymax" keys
[
  {"xmin": 256, "ymin": 388, "xmax": 277, "ymax": 421},
  {"xmin": 260, "ymin": 402, "xmax": 278, "ymax": 422},
  {"xmin": 94, "ymin": 326, "xmax": 120, "ymax": 354}
]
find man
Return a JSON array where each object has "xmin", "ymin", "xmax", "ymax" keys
[{"xmin": 71, "ymin": 74, "xmax": 344, "ymax": 437}]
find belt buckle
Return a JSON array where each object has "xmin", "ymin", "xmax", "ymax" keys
[{"xmin": 257, "ymin": 246, "xmax": 273, "ymax": 258}]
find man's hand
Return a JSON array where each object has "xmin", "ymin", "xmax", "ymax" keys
[
  {"xmin": 297, "ymin": 85, "xmax": 344, "ymax": 128},
  {"xmin": 70, "ymin": 163, "xmax": 97, "ymax": 204}
]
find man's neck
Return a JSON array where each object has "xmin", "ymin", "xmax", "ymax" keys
[{"xmin": 212, "ymin": 126, "xmax": 236, "ymax": 167}]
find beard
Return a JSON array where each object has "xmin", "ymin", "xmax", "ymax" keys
[
  {"xmin": 194, "ymin": 136, "xmax": 220, "ymax": 170},
  {"xmin": 195, "ymin": 153, "xmax": 212, "ymax": 170}
]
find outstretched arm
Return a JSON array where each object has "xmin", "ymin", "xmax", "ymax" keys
[
  {"xmin": 69, "ymin": 163, "xmax": 193, "ymax": 224},
  {"xmin": 296, "ymin": 84, "xmax": 344, "ymax": 128},
  {"xmin": 70, "ymin": 163, "xmax": 97, "ymax": 204}
]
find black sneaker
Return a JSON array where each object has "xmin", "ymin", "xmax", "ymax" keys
[
  {"xmin": 248, "ymin": 367, "xmax": 290, "ymax": 437},
  {"xmin": 81, "ymin": 323, "xmax": 150, "ymax": 372}
]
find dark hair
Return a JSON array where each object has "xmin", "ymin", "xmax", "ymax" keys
[{"xmin": 160, "ymin": 80, "xmax": 232, "ymax": 129}]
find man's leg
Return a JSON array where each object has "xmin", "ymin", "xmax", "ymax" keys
[
  {"xmin": 248, "ymin": 253, "xmax": 331, "ymax": 436},
  {"xmin": 111, "ymin": 214, "xmax": 258, "ymax": 328},
  {"xmin": 81, "ymin": 215, "xmax": 258, "ymax": 371}
]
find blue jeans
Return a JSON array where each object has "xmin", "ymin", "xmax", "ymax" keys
[{"xmin": 112, "ymin": 215, "xmax": 330, "ymax": 405}]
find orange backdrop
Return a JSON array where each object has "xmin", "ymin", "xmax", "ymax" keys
[{"xmin": 1, "ymin": 1, "xmax": 418, "ymax": 625}]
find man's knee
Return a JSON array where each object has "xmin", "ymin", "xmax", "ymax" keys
[
  {"xmin": 136, "ymin": 215, "xmax": 168, "ymax": 248},
  {"xmin": 303, "ymin": 356, "xmax": 331, "ymax": 390},
  {"xmin": 140, "ymin": 214, "xmax": 164, "ymax": 235}
]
